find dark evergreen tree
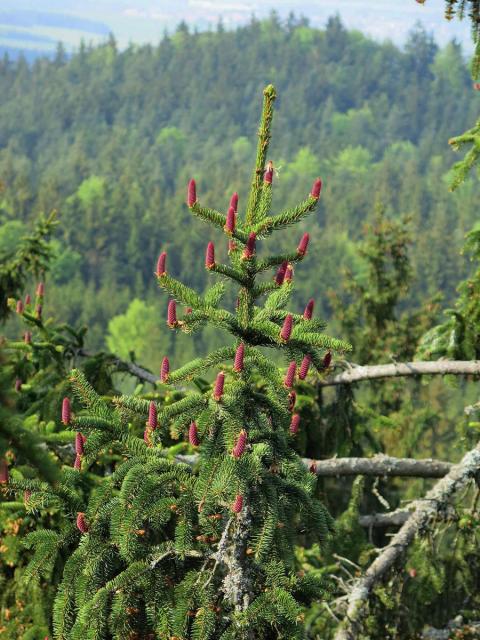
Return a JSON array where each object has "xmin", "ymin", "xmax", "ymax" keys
[{"xmin": 9, "ymin": 85, "xmax": 350, "ymax": 639}]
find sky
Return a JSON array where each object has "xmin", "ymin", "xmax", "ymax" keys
[{"xmin": 0, "ymin": 0, "xmax": 475, "ymax": 55}]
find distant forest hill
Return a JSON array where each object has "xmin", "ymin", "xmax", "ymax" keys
[{"xmin": 0, "ymin": 15, "xmax": 479, "ymax": 368}]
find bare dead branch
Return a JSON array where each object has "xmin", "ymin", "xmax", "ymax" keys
[
  {"xmin": 303, "ymin": 454, "xmax": 452, "ymax": 478},
  {"xmin": 358, "ymin": 509, "xmax": 411, "ymax": 528},
  {"xmin": 333, "ymin": 441, "xmax": 480, "ymax": 640},
  {"xmin": 320, "ymin": 360, "xmax": 480, "ymax": 387}
]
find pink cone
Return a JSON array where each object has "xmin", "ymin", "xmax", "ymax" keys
[
  {"xmin": 310, "ymin": 178, "xmax": 322, "ymax": 199},
  {"xmin": 242, "ymin": 232, "xmax": 256, "ymax": 260},
  {"xmin": 160, "ymin": 357, "xmax": 170, "ymax": 383},
  {"xmin": 75, "ymin": 432, "xmax": 85, "ymax": 455},
  {"xmin": 156, "ymin": 252, "xmax": 167, "ymax": 277},
  {"xmin": 167, "ymin": 300, "xmax": 177, "ymax": 327},
  {"xmin": 148, "ymin": 401, "xmax": 157, "ymax": 429},
  {"xmin": 264, "ymin": 168, "xmax": 273, "ymax": 184},
  {"xmin": 284, "ymin": 361, "xmax": 296, "ymax": 388},
  {"xmin": 74, "ymin": 454, "xmax": 82, "ymax": 471},
  {"xmin": 232, "ymin": 494, "xmax": 243, "ymax": 513},
  {"xmin": 233, "ymin": 343, "xmax": 245, "ymax": 372},
  {"xmin": 35, "ymin": 304, "xmax": 42, "ymax": 320},
  {"xmin": 76, "ymin": 512, "xmax": 89, "ymax": 533},
  {"xmin": 16, "ymin": 299, "xmax": 24, "ymax": 313},
  {"xmin": 187, "ymin": 179, "xmax": 197, "ymax": 207},
  {"xmin": 303, "ymin": 299, "xmax": 315, "ymax": 320},
  {"xmin": 24, "ymin": 294, "xmax": 31, "ymax": 305},
  {"xmin": 213, "ymin": 371, "xmax": 225, "ymax": 401},
  {"xmin": 275, "ymin": 261, "xmax": 288, "ymax": 285},
  {"xmin": 205, "ymin": 241, "xmax": 215, "ymax": 269},
  {"xmin": 290, "ymin": 414, "xmax": 300, "ymax": 435},
  {"xmin": 299, "ymin": 355, "xmax": 311, "ymax": 380},
  {"xmin": 224, "ymin": 206, "xmax": 236, "ymax": 234},
  {"xmin": 232, "ymin": 430, "xmax": 247, "ymax": 458},
  {"xmin": 24, "ymin": 331, "xmax": 32, "ymax": 344},
  {"xmin": 297, "ymin": 233, "xmax": 310, "ymax": 256},
  {"xmin": 284, "ymin": 265, "xmax": 293, "ymax": 283},
  {"xmin": 229, "ymin": 192, "xmax": 238, "ymax": 213},
  {"xmin": 280, "ymin": 314, "xmax": 293, "ymax": 342},
  {"xmin": 36, "ymin": 282, "xmax": 45, "ymax": 297},
  {"xmin": 228, "ymin": 239, "xmax": 236, "ymax": 253},
  {"xmin": 189, "ymin": 421, "xmax": 199, "ymax": 446},
  {"xmin": 62, "ymin": 398, "xmax": 71, "ymax": 425}
]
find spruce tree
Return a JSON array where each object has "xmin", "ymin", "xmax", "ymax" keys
[{"xmin": 16, "ymin": 85, "xmax": 350, "ymax": 639}]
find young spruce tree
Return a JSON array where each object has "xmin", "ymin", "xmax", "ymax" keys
[{"xmin": 17, "ymin": 85, "xmax": 350, "ymax": 639}]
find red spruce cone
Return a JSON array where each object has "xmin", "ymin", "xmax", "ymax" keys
[
  {"xmin": 167, "ymin": 300, "xmax": 177, "ymax": 327},
  {"xmin": 36, "ymin": 282, "xmax": 45, "ymax": 297},
  {"xmin": 242, "ymin": 232, "xmax": 256, "ymax": 260},
  {"xmin": 233, "ymin": 343, "xmax": 245, "ymax": 372},
  {"xmin": 303, "ymin": 299, "xmax": 314, "ymax": 320},
  {"xmin": 224, "ymin": 206, "xmax": 236, "ymax": 234},
  {"xmin": 0, "ymin": 459, "xmax": 9, "ymax": 484},
  {"xmin": 62, "ymin": 397, "xmax": 71, "ymax": 425},
  {"xmin": 16, "ymin": 299, "xmax": 24, "ymax": 313},
  {"xmin": 75, "ymin": 432, "xmax": 85, "ymax": 455},
  {"xmin": 288, "ymin": 390, "xmax": 297, "ymax": 412},
  {"xmin": 232, "ymin": 430, "xmax": 247, "ymax": 458},
  {"xmin": 323, "ymin": 351, "xmax": 332, "ymax": 369},
  {"xmin": 284, "ymin": 264, "xmax": 293, "ymax": 283},
  {"xmin": 73, "ymin": 454, "xmax": 82, "ymax": 471},
  {"xmin": 24, "ymin": 331, "xmax": 32, "ymax": 344},
  {"xmin": 297, "ymin": 233, "xmax": 310, "ymax": 256},
  {"xmin": 148, "ymin": 401, "xmax": 157, "ymax": 429},
  {"xmin": 24, "ymin": 294, "xmax": 31, "ymax": 305},
  {"xmin": 189, "ymin": 421, "xmax": 199, "ymax": 446},
  {"xmin": 213, "ymin": 371, "xmax": 225, "ymax": 401},
  {"xmin": 275, "ymin": 261, "xmax": 288, "ymax": 285},
  {"xmin": 264, "ymin": 168, "xmax": 273, "ymax": 184},
  {"xmin": 290, "ymin": 414, "xmax": 300, "ymax": 434},
  {"xmin": 284, "ymin": 361, "xmax": 296, "ymax": 388},
  {"xmin": 156, "ymin": 252, "xmax": 167, "ymax": 277},
  {"xmin": 232, "ymin": 494, "xmax": 243, "ymax": 513},
  {"xmin": 160, "ymin": 356, "xmax": 170, "ymax": 383},
  {"xmin": 229, "ymin": 192, "xmax": 238, "ymax": 213},
  {"xmin": 298, "ymin": 355, "xmax": 311, "ymax": 380},
  {"xmin": 310, "ymin": 178, "xmax": 322, "ymax": 199},
  {"xmin": 15, "ymin": 378, "xmax": 22, "ymax": 392},
  {"xmin": 187, "ymin": 179, "xmax": 197, "ymax": 207},
  {"xmin": 35, "ymin": 304, "xmax": 42, "ymax": 320},
  {"xmin": 205, "ymin": 242, "xmax": 215, "ymax": 269},
  {"xmin": 280, "ymin": 314, "xmax": 293, "ymax": 342},
  {"xmin": 228, "ymin": 239, "xmax": 236, "ymax": 253},
  {"xmin": 76, "ymin": 512, "xmax": 89, "ymax": 533}
]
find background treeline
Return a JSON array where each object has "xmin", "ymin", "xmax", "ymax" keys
[{"xmin": 1, "ymin": 14, "xmax": 479, "ymax": 371}]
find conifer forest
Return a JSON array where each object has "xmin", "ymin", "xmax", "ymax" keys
[{"xmin": 2, "ymin": 1, "xmax": 480, "ymax": 638}]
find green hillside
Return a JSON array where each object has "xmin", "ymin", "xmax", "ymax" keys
[{"xmin": 1, "ymin": 15, "xmax": 479, "ymax": 369}]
